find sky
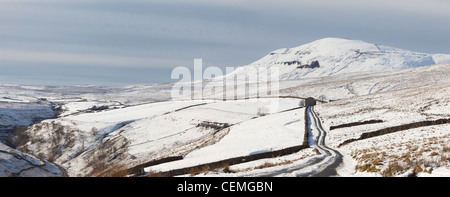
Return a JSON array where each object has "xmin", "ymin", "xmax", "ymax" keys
[{"xmin": 0, "ymin": 0, "xmax": 450, "ymax": 86}]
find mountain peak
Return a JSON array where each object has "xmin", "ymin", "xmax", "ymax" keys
[
  {"xmin": 309, "ymin": 37, "xmax": 361, "ymax": 44},
  {"xmin": 244, "ymin": 38, "xmax": 450, "ymax": 80}
]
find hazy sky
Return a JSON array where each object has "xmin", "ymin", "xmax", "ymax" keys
[{"xmin": 1, "ymin": 0, "xmax": 450, "ymax": 86}]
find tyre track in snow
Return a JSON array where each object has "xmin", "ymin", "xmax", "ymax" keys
[
  {"xmin": 256, "ymin": 106, "xmax": 342, "ymax": 177},
  {"xmin": 308, "ymin": 106, "xmax": 343, "ymax": 177}
]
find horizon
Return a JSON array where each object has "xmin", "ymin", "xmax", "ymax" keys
[{"xmin": 1, "ymin": 0, "xmax": 450, "ymax": 86}]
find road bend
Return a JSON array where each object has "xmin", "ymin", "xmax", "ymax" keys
[
  {"xmin": 255, "ymin": 106, "xmax": 342, "ymax": 177},
  {"xmin": 308, "ymin": 106, "xmax": 343, "ymax": 177}
]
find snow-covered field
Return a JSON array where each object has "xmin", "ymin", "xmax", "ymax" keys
[
  {"xmin": 19, "ymin": 98, "xmax": 304, "ymax": 176},
  {"xmin": 316, "ymin": 81, "xmax": 450, "ymax": 176},
  {"xmin": 277, "ymin": 63, "xmax": 450, "ymax": 101},
  {"xmin": 0, "ymin": 83, "xmax": 173, "ymax": 176},
  {"xmin": 316, "ymin": 81, "xmax": 450, "ymax": 147},
  {"xmin": 146, "ymin": 107, "xmax": 305, "ymax": 173},
  {"xmin": 338, "ymin": 124, "xmax": 450, "ymax": 177}
]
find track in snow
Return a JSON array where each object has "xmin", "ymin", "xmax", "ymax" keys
[
  {"xmin": 307, "ymin": 106, "xmax": 343, "ymax": 177},
  {"xmin": 256, "ymin": 106, "xmax": 342, "ymax": 177}
]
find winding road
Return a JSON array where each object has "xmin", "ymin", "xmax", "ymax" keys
[
  {"xmin": 308, "ymin": 106, "xmax": 343, "ymax": 177},
  {"xmin": 256, "ymin": 106, "xmax": 343, "ymax": 177}
]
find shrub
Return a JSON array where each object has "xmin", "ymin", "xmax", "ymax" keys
[
  {"xmin": 92, "ymin": 164, "xmax": 129, "ymax": 177},
  {"xmin": 381, "ymin": 162, "xmax": 408, "ymax": 177},
  {"xmin": 147, "ymin": 171, "xmax": 163, "ymax": 177},
  {"xmin": 190, "ymin": 165, "xmax": 211, "ymax": 176},
  {"xmin": 413, "ymin": 164, "xmax": 423, "ymax": 174},
  {"xmin": 222, "ymin": 165, "xmax": 235, "ymax": 173}
]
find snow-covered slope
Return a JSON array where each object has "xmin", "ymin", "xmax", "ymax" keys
[
  {"xmin": 315, "ymin": 81, "xmax": 450, "ymax": 177},
  {"xmin": 278, "ymin": 63, "xmax": 450, "ymax": 101},
  {"xmin": 230, "ymin": 38, "xmax": 450, "ymax": 80},
  {"xmin": 19, "ymin": 98, "xmax": 302, "ymax": 176},
  {"xmin": 0, "ymin": 142, "xmax": 66, "ymax": 177},
  {"xmin": 2, "ymin": 38, "xmax": 449, "ymax": 177},
  {"xmin": 146, "ymin": 108, "xmax": 305, "ymax": 173},
  {"xmin": 0, "ymin": 102, "xmax": 55, "ymax": 130}
]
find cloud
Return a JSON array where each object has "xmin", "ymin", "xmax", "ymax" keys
[
  {"xmin": 181, "ymin": 0, "xmax": 450, "ymax": 18},
  {"xmin": 0, "ymin": 49, "xmax": 190, "ymax": 68}
]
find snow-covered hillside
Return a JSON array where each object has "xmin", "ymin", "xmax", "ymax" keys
[
  {"xmin": 1, "ymin": 38, "xmax": 449, "ymax": 177},
  {"xmin": 278, "ymin": 63, "xmax": 450, "ymax": 101},
  {"xmin": 0, "ymin": 102, "xmax": 55, "ymax": 131},
  {"xmin": 18, "ymin": 98, "xmax": 302, "ymax": 177},
  {"xmin": 230, "ymin": 38, "xmax": 450, "ymax": 80},
  {"xmin": 13, "ymin": 63, "xmax": 449, "ymax": 177},
  {"xmin": 145, "ymin": 103, "xmax": 305, "ymax": 173},
  {"xmin": 0, "ymin": 142, "xmax": 66, "ymax": 177},
  {"xmin": 315, "ymin": 81, "xmax": 450, "ymax": 177}
]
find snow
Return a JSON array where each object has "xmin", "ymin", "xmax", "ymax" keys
[
  {"xmin": 146, "ymin": 107, "xmax": 305, "ymax": 173},
  {"xmin": 60, "ymin": 100, "xmax": 210, "ymax": 132},
  {"xmin": 336, "ymin": 124, "xmax": 450, "ymax": 177},
  {"xmin": 279, "ymin": 63, "xmax": 450, "ymax": 102},
  {"xmin": 316, "ymin": 80, "xmax": 450, "ymax": 177},
  {"xmin": 195, "ymin": 98, "xmax": 300, "ymax": 114},
  {"xmin": 226, "ymin": 38, "xmax": 450, "ymax": 82},
  {"xmin": 0, "ymin": 101, "xmax": 55, "ymax": 131},
  {"xmin": 17, "ymin": 97, "xmax": 303, "ymax": 176},
  {"xmin": 0, "ymin": 142, "xmax": 65, "ymax": 177},
  {"xmin": 121, "ymin": 106, "xmax": 255, "ymax": 159},
  {"xmin": 1, "ymin": 38, "xmax": 449, "ymax": 177},
  {"xmin": 418, "ymin": 167, "xmax": 450, "ymax": 177},
  {"xmin": 195, "ymin": 148, "xmax": 318, "ymax": 177},
  {"xmin": 185, "ymin": 109, "xmax": 304, "ymax": 161},
  {"xmin": 433, "ymin": 54, "xmax": 450, "ymax": 64},
  {"xmin": 59, "ymin": 101, "xmax": 120, "ymax": 116}
]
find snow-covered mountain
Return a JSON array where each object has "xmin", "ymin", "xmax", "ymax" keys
[{"xmin": 230, "ymin": 38, "xmax": 450, "ymax": 80}]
